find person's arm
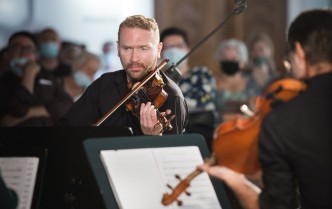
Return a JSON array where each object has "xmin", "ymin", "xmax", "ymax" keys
[
  {"xmin": 198, "ymin": 164, "xmax": 261, "ymax": 209},
  {"xmin": 20, "ymin": 60, "xmax": 40, "ymax": 94},
  {"xmin": 0, "ymin": 106, "xmax": 50, "ymax": 127}
]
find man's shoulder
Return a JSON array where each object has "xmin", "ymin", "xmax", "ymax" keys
[{"xmin": 160, "ymin": 71, "xmax": 184, "ymax": 98}]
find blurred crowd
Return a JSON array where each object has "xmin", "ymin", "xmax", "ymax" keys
[{"xmin": 0, "ymin": 26, "xmax": 281, "ymax": 130}]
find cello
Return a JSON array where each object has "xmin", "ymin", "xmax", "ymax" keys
[{"xmin": 161, "ymin": 77, "xmax": 306, "ymax": 206}]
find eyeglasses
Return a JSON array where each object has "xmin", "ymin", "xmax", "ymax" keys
[{"xmin": 8, "ymin": 44, "xmax": 37, "ymax": 54}]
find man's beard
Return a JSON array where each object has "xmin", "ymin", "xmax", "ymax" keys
[{"xmin": 127, "ymin": 62, "xmax": 152, "ymax": 82}]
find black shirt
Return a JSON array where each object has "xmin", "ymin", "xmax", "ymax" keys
[
  {"xmin": 259, "ymin": 72, "xmax": 332, "ymax": 209},
  {"xmin": 55, "ymin": 70, "xmax": 188, "ymax": 135}
]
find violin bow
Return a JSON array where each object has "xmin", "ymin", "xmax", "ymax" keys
[{"xmin": 92, "ymin": 59, "xmax": 169, "ymax": 126}]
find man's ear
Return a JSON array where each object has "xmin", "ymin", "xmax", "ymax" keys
[
  {"xmin": 294, "ymin": 41, "xmax": 309, "ymax": 78},
  {"xmin": 295, "ymin": 42, "xmax": 305, "ymax": 60},
  {"xmin": 157, "ymin": 42, "xmax": 163, "ymax": 59}
]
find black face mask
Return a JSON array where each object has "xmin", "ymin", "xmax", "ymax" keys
[{"xmin": 220, "ymin": 61, "xmax": 240, "ymax": 75}]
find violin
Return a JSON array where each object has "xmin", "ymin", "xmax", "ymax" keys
[
  {"xmin": 161, "ymin": 77, "xmax": 306, "ymax": 206},
  {"xmin": 93, "ymin": 59, "xmax": 174, "ymax": 132},
  {"xmin": 125, "ymin": 68, "xmax": 175, "ymax": 133}
]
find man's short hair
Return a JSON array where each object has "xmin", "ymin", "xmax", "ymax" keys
[
  {"xmin": 160, "ymin": 27, "xmax": 189, "ymax": 46},
  {"xmin": 118, "ymin": 15, "xmax": 159, "ymax": 41},
  {"xmin": 287, "ymin": 8, "xmax": 332, "ymax": 65},
  {"xmin": 215, "ymin": 38, "xmax": 248, "ymax": 63},
  {"xmin": 8, "ymin": 31, "xmax": 38, "ymax": 48}
]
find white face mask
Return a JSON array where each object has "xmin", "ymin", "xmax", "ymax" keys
[
  {"xmin": 162, "ymin": 47, "xmax": 187, "ymax": 68},
  {"xmin": 10, "ymin": 57, "xmax": 29, "ymax": 77},
  {"xmin": 74, "ymin": 71, "xmax": 93, "ymax": 88}
]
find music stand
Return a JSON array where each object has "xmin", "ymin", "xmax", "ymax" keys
[
  {"xmin": 0, "ymin": 126, "xmax": 133, "ymax": 209},
  {"xmin": 0, "ymin": 145, "xmax": 47, "ymax": 209},
  {"xmin": 83, "ymin": 133, "xmax": 232, "ymax": 209}
]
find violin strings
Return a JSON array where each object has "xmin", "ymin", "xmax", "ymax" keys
[
  {"xmin": 137, "ymin": 89, "xmax": 150, "ymax": 103},
  {"xmin": 137, "ymin": 88, "xmax": 162, "ymax": 115}
]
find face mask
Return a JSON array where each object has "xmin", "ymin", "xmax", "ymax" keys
[
  {"xmin": 74, "ymin": 71, "xmax": 93, "ymax": 88},
  {"xmin": 252, "ymin": 56, "xmax": 268, "ymax": 65},
  {"xmin": 220, "ymin": 61, "xmax": 240, "ymax": 75},
  {"xmin": 10, "ymin": 57, "xmax": 29, "ymax": 77},
  {"xmin": 162, "ymin": 47, "xmax": 187, "ymax": 68},
  {"xmin": 40, "ymin": 42, "xmax": 59, "ymax": 58}
]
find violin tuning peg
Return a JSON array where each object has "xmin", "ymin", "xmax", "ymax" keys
[
  {"xmin": 175, "ymin": 174, "xmax": 181, "ymax": 180},
  {"xmin": 166, "ymin": 184, "xmax": 173, "ymax": 190},
  {"xmin": 185, "ymin": 190, "xmax": 191, "ymax": 196},
  {"xmin": 177, "ymin": 200, "xmax": 183, "ymax": 206}
]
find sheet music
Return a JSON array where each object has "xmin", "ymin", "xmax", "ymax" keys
[
  {"xmin": 100, "ymin": 146, "xmax": 222, "ymax": 209},
  {"xmin": 0, "ymin": 157, "xmax": 39, "ymax": 209}
]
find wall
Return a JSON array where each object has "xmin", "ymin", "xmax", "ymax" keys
[
  {"xmin": 0, "ymin": 0, "xmax": 154, "ymax": 54},
  {"xmin": 155, "ymin": 0, "xmax": 287, "ymax": 78}
]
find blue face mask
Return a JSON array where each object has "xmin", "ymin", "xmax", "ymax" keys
[
  {"xmin": 40, "ymin": 42, "xmax": 59, "ymax": 58},
  {"xmin": 162, "ymin": 47, "xmax": 187, "ymax": 68},
  {"xmin": 74, "ymin": 71, "xmax": 93, "ymax": 88},
  {"xmin": 10, "ymin": 57, "xmax": 29, "ymax": 77}
]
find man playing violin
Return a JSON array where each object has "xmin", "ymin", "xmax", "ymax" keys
[
  {"xmin": 56, "ymin": 15, "xmax": 188, "ymax": 135},
  {"xmin": 199, "ymin": 9, "xmax": 332, "ymax": 209}
]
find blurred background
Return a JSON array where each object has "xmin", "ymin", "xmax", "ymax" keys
[{"xmin": 0, "ymin": 0, "xmax": 331, "ymax": 75}]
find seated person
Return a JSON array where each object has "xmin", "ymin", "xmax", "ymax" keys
[
  {"xmin": 36, "ymin": 27, "xmax": 72, "ymax": 77},
  {"xmin": 160, "ymin": 27, "xmax": 216, "ymax": 113},
  {"xmin": 214, "ymin": 38, "xmax": 254, "ymax": 123},
  {"xmin": 0, "ymin": 31, "xmax": 73, "ymax": 127},
  {"xmin": 61, "ymin": 51, "xmax": 101, "ymax": 102}
]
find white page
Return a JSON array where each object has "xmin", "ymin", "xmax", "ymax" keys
[
  {"xmin": 0, "ymin": 157, "xmax": 39, "ymax": 209},
  {"xmin": 100, "ymin": 146, "xmax": 222, "ymax": 209}
]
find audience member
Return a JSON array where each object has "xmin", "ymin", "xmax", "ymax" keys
[
  {"xmin": 59, "ymin": 41, "xmax": 85, "ymax": 67},
  {"xmin": 199, "ymin": 8, "xmax": 332, "ymax": 209},
  {"xmin": 94, "ymin": 41, "xmax": 122, "ymax": 79},
  {"xmin": 160, "ymin": 26, "xmax": 217, "ymax": 147},
  {"xmin": 61, "ymin": 51, "xmax": 101, "ymax": 102},
  {"xmin": 0, "ymin": 31, "xmax": 73, "ymax": 127},
  {"xmin": 245, "ymin": 33, "xmax": 279, "ymax": 97},
  {"xmin": 214, "ymin": 38, "xmax": 254, "ymax": 123},
  {"xmin": 55, "ymin": 15, "xmax": 188, "ymax": 136},
  {"xmin": 36, "ymin": 27, "xmax": 72, "ymax": 77},
  {"xmin": 160, "ymin": 27, "xmax": 216, "ymax": 113}
]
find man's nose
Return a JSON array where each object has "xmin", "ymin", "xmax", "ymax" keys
[{"xmin": 130, "ymin": 49, "xmax": 140, "ymax": 62}]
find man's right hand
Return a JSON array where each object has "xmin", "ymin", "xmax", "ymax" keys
[{"xmin": 21, "ymin": 60, "xmax": 41, "ymax": 93}]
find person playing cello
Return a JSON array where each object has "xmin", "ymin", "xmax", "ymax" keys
[{"xmin": 199, "ymin": 8, "xmax": 332, "ymax": 209}]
